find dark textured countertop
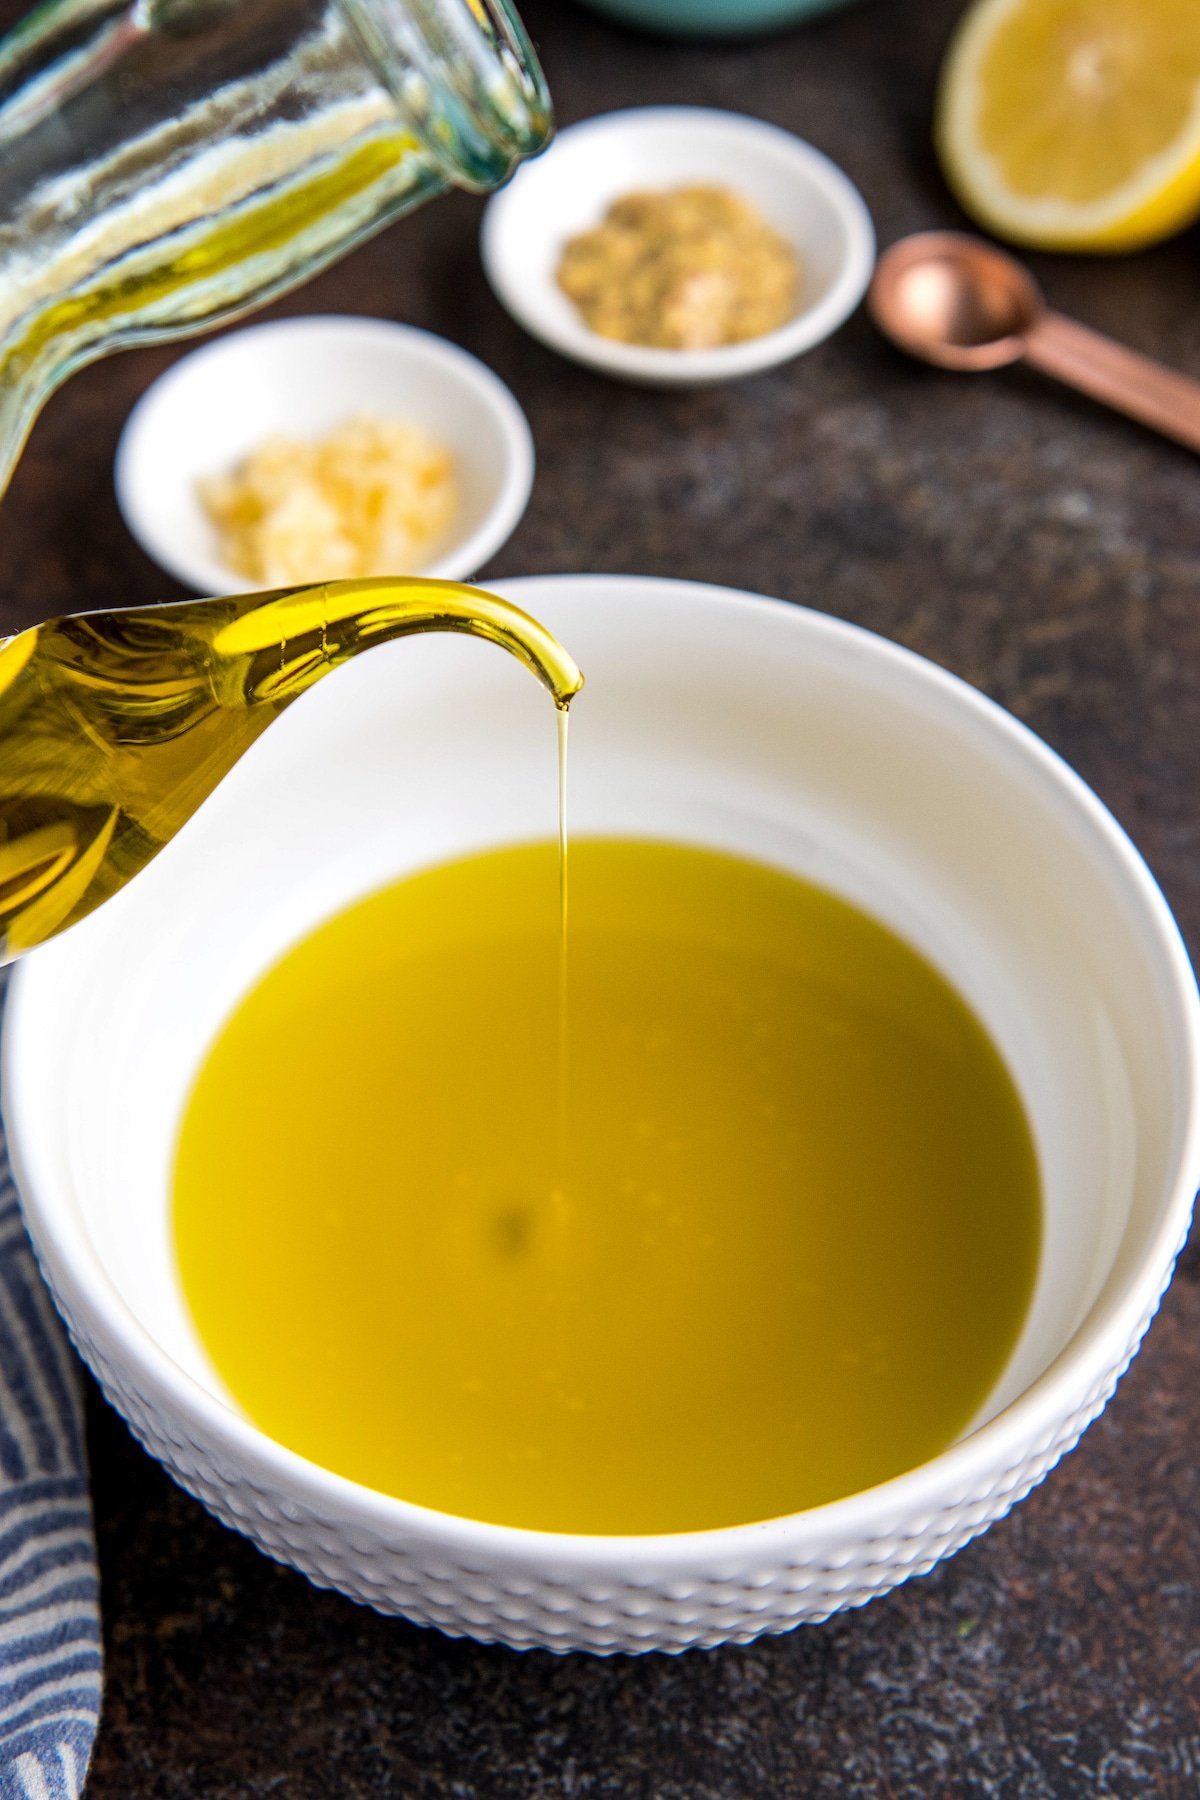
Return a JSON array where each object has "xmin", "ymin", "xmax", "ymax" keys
[{"xmin": 2, "ymin": 0, "xmax": 1199, "ymax": 1793}]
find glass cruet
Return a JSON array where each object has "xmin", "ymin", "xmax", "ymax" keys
[{"xmin": 0, "ymin": 0, "xmax": 551, "ymax": 498}]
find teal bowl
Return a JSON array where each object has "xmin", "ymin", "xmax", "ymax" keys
[{"xmin": 576, "ymin": 0, "xmax": 859, "ymax": 36}]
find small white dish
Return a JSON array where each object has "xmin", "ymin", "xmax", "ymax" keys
[
  {"xmin": 115, "ymin": 316, "xmax": 535, "ymax": 595},
  {"xmin": 480, "ymin": 106, "xmax": 875, "ymax": 387}
]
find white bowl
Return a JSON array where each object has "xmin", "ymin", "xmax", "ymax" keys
[
  {"xmin": 480, "ymin": 108, "xmax": 875, "ymax": 386},
  {"xmin": 4, "ymin": 575, "xmax": 1199, "ymax": 1653},
  {"xmin": 114, "ymin": 316, "xmax": 535, "ymax": 595}
]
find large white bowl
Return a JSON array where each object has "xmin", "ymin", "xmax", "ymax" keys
[
  {"xmin": 115, "ymin": 316, "xmax": 535, "ymax": 594},
  {"xmin": 4, "ymin": 575, "xmax": 1198, "ymax": 1653}
]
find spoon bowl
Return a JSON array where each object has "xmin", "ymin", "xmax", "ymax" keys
[{"xmin": 868, "ymin": 231, "xmax": 1040, "ymax": 370}]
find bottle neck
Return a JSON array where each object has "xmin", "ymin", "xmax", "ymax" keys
[{"xmin": 339, "ymin": 0, "xmax": 551, "ymax": 191}]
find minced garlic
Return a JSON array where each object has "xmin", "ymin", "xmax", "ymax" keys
[
  {"xmin": 556, "ymin": 184, "xmax": 801, "ymax": 351},
  {"xmin": 198, "ymin": 416, "xmax": 458, "ymax": 586}
]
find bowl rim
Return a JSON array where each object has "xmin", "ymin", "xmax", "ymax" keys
[
  {"xmin": 479, "ymin": 106, "xmax": 877, "ymax": 385},
  {"xmin": 5, "ymin": 573, "xmax": 1199, "ymax": 1567},
  {"xmin": 113, "ymin": 314, "xmax": 536, "ymax": 595}
]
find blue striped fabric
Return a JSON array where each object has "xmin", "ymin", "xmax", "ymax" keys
[{"xmin": 0, "ymin": 1032, "xmax": 100, "ymax": 1800}]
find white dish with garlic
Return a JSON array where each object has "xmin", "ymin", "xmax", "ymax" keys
[{"xmin": 115, "ymin": 316, "xmax": 534, "ymax": 595}]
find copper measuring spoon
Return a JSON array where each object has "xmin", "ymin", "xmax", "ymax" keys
[{"xmin": 868, "ymin": 231, "xmax": 1200, "ymax": 455}]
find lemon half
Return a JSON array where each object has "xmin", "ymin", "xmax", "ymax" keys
[{"xmin": 936, "ymin": 0, "xmax": 1200, "ymax": 251}]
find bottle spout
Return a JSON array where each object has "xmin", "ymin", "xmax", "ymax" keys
[{"xmin": 209, "ymin": 577, "xmax": 585, "ymax": 711}]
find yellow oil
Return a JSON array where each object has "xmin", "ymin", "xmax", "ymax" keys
[
  {"xmin": 173, "ymin": 838, "xmax": 1041, "ymax": 1536},
  {"xmin": 1, "ymin": 132, "xmax": 422, "ymax": 423},
  {"xmin": 0, "ymin": 577, "xmax": 581, "ymax": 959}
]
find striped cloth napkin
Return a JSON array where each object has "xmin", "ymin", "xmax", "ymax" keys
[{"xmin": 0, "ymin": 1042, "xmax": 101, "ymax": 1800}]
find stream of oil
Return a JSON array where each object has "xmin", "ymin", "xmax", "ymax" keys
[{"xmin": 555, "ymin": 705, "xmax": 570, "ymax": 1203}]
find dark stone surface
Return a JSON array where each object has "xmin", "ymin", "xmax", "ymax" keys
[{"xmin": 2, "ymin": 0, "xmax": 1199, "ymax": 1792}]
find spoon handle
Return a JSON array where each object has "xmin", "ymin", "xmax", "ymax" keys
[{"xmin": 1024, "ymin": 311, "xmax": 1200, "ymax": 455}]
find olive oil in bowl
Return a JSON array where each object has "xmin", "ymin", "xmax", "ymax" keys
[{"xmin": 173, "ymin": 838, "xmax": 1040, "ymax": 1536}]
